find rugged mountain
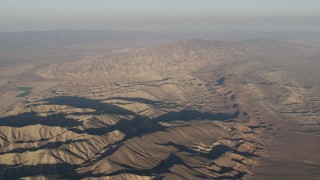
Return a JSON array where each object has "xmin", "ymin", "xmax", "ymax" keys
[{"xmin": 0, "ymin": 39, "xmax": 319, "ymax": 179}]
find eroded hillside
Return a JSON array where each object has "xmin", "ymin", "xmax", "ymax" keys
[{"xmin": 0, "ymin": 39, "xmax": 319, "ymax": 179}]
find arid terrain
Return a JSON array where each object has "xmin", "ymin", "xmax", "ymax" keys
[{"xmin": 0, "ymin": 31, "xmax": 319, "ymax": 179}]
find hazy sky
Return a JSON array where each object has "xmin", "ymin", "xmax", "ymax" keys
[{"xmin": 1, "ymin": 0, "xmax": 320, "ymax": 32}]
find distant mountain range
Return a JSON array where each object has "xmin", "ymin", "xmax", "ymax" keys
[
  {"xmin": 1, "ymin": 29, "xmax": 320, "ymax": 49},
  {"xmin": 0, "ymin": 30, "xmax": 178, "ymax": 49}
]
